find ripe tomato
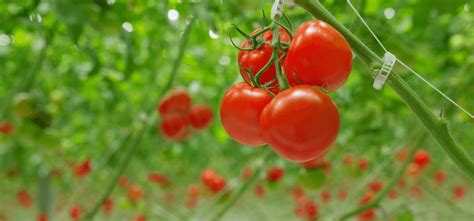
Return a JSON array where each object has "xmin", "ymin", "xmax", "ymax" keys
[
  {"xmin": 102, "ymin": 198, "xmax": 113, "ymax": 215},
  {"xmin": 220, "ymin": 83, "xmax": 272, "ymax": 146},
  {"xmin": 321, "ymin": 191, "xmax": 331, "ymax": 203},
  {"xmin": 241, "ymin": 167, "xmax": 253, "ymax": 180},
  {"xmin": 37, "ymin": 213, "xmax": 48, "ymax": 221},
  {"xmin": 0, "ymin": 122, "xmax": 13, "ymax": 135},
  {"xmin": 17, "ymin": 190, "xmax": 33, "ymax": 208},
  {"xmin": 254, "ymin": 184, "xmax": 265, "ymax": 198},
  {"xmin": 453, "ymin": 185, "xmax": 465, "ymax": 200},
  {"xmin": 134, "ymin": 214, "xmax": 146, "ymax": 221},
  {"xmin": 127, "ymin": 184, "xmax": 144, "ymax": 202},
  {"xmin": 434, "ymin": 170, "xmax": 447, "ymax": 183},
  {"xmin": 267, "ymin": 167, "xmax": 285, "ymax": 182},
  {"xmin": 157, "ymin": 89, "xmax": 191, "ymax": 117},
  {"xmin": 369, "ymin": 181, "xmax": 383, "ymax": 193},
  {"xmin": 73, "ymin": 160, "xmax": 91, "ymax": 178},
  {"xmin": 413, "ymin": 149, "xmax": 430, "ymax": 167},
  {"xmin": 283, "ymin": 20, "xmax": 352, "ymax": 92},
  {"xmin": 238, "ymin": 28, "xmax": 290, "ymax": 92},
  {"xmin": 69, "ymin": 205, "xmax": 82, "ymax": 219},
  {"xmin": 148, "ymin": 172, "xmax": 171, "ymax": 187},
  {"xmin": 188, "ymin": 185, "xmax": 199, "ymax": 198},
  {"xmin": 358, "ymin": 158, "xmax": 369, "ymax": 170},
  {"xmin": 188, "ymin": 104, "xmax": 212, "ymax": 130},
  {"xmin": 200, "ymin": 169, "xmax": 226, "ymax": 193},
  {"xmin": 338, "ymin": 189, "xmax": 348, "ymax": 201},
  {"xmin": 260, "ymin": 86, "xmax": 340, "ymax": 162},
  {"xmin": 160, "ymin": 113, "xmax": 188, "ymax": 140}
]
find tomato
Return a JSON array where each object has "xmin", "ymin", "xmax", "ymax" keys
[
  {"xmin": 434, "ymin": 170, "xmax": 446, "ymax": 183},
  {"xmin": 321, "ymin": 191, "xmax": 331, "ymax": 203},
  {"xmin": 188, "ymin": 185, "xmax": 199, "ymax": 197},
  {"xmin": 358, "ymin": 158, "xmax": 369, "ymax": 170},
  {"xmin": 160, "ymin": 113, "xmax": 189, "ymax": 140},
  {"xmin": 134, "ymin": 214, "xmax": 146, "ymax": 221},
  {"xmin": 69, "ymin": 205, "xmax": 82, "ymax": 219},
  {"xmin": 292, "ymin": 186, "xmax": 305, "ymax": 199},
  {"xmin": 241, "ymin": 167, "xmax": 253, "ymax": 180},
  {"xmin": 337, "ymin": 189, "xmax": 348, "ymax": 201},
  {"xmin": 220, "ymin": 83, "xmax": 272, "ymax": 146},
  {"xmin": 127, "ymin": 184, "xmax": 144, "ymax": 202},
  {"xmin": 0, "ymin": 122, "xmax": 13, "ymax": 135},
  {"xmin": 148, "ymin": 172, "xmax": 171, "ymax": 187},
  {"xmin": 238, "ymin": 28, "xmax": 290, "ymax": 92},
  {"xmin": 188, "ymin": 104, "xmax": 212, "ymax": 130},
  {"xmin": 102, "ymin": 198, "xmax": 113, "ymax": 215},
  {"xmin": 254, "ymin": 184, "xmax": 265, "ymax": 198},
  {"xmin": 396, "ymin": 148, "xmax": 409, "ymax": 162},
  {"xmin": 283, "ymin": 20, "xmax": 352, "ymax": 92},
  {"xmin": 200, "ymin": 169, "xmax": 226, "ymax": 193},
  {"xmin": 266, "ymin": 167, "xmax": 284, "ymax": 182},
  {"xmin": 17, "ymin": 190, "xmax": 33, "ymax": 208},
  {"xmin": 73, "ymin": 160, "xmax": 91, "ymax": 178},
  {"xmin": 260, "ymin": 86, "xmax": 340, "ymax": 162},
  {"xmin": 413, "ymin": 149, "xmax": 430, "ymax": 167},
  {"xmin": 37, "ymin": 213, "xmax": 48, "ymax": 221},
  {"xmin": 368, "ymin": 181, "xmax": 383, "ymax": 193},
  {"xmin": 453, "ymin": 185, "xmax": 465, "ymax": 200},
  {"xmin": 157, "ymin": 89, "xmax": 191, "ymax": 117}
]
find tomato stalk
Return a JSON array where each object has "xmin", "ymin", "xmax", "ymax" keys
[
  {"xmin": 270, "ymin": 18, "xmax": 290, "ymax": 91},
  {"xmin": 295, "ymin": 0, "xmax": 474, "ymax": 180}
]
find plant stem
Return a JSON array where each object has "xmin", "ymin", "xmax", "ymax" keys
[
  {"xmin": 209, "ymin": 149, "xmax": 273, "ymax": 221},
  {"xmin": 271, "ymin": 1, "xmax": 291, "ymax": 91},
  {"xmin": 294, "ymin": 0, "xmax": 474, "ymax": 180},
  {"xmin": 82, "ymin": 17, "xmax": 195, "ymax": 221}
]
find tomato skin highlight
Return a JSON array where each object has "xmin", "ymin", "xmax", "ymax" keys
[
  {"xmin": 260, "ymin": 86, "xmax": 340, "ymax": 162},
  {"xmin": 283, "ymin": 20, "xmax": 352, "ymax": 92},
  {"xmin": 188, "ymin": 104, "xmax": 213, "ymax": 130},
  {"xmin": 220, "ymin": 82, "xmax": 273, "ymax": 146},
  {"xmin": 238, "ymin": 28, "xmax": 290, "ymax": 92}
]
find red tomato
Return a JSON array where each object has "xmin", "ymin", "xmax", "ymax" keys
[
  {"xmin": 127, "ymin": 184, "xmax": 144, "ymax": 202},
  {"xmin": 37, "ymin": 213, "xmax": 48, "ymax": 221},
  {"xmin": 434, "ymin": 170, "xmax": 447, "ymax": 183},
  {"xmin": 157, "ymin": 89, "xmax": 191, "ymax": 117},
  {"xmin": 148, "ymin": 172, "xmax": 171, "ymax": 187},
  {"xmin": 69, "ymin": 205, "xmax": 82, "ymax": 219},
  {"xmin": 260, "ymin": 86, "xmax": 340, "ymax": 162},
  {"xmin": 200, "ymin": 169, "xmax": 226, "ymax": 193},
  {"xmin": 358, "ymin": 158, "xmax": 369, "ymax": 170},
  {"xmin": 0, "ymin": 122, "xmax": 13, "ymax": 135},
  {"xmin": 388, "ymin": 189, "xmax": 397, "ymax": 200},
  {"xmin": 360, "ymin": 192, "xmax": 374, "ymax": 205},
  {"xmin": 160, "ymin": 113, "xmax": 189, "ymax": 140},
  {"xmin": 241, "ymin": 167, "xmax": 253, "ymax": 180},
  {"xmin": 102, "ymin": 198, "xmax": 113, "ymax": 215},
  {"xmin": 338, "ymin": 189, "xmax": 348, "ymax": 201},
  {"xmin": 406, "ymin": 163, "xmax": 422, "ymax": 175},
  {"xmin": 321, "ymin": 191, "xmax": 331, "ymax": 203},
  {"xmin": 292, "ymin": 186, "xmax": 305, "ymax": 199},
  {"xmin": 238, "ymin": 28, "xmax": 290, "ymax": 92},
  {"xmin": 254, "ymin": 184, "xmax": 265, "ymax": 198},
  {"xmin": 453, "ymin": 185, "xmax": 466, "ymax": 200},
  {"xmin": 118, "ymin": 176, "xmax": 129, "ymax": 188},
  {"xmin": 413, "ymin": 149, "xmax": 430, "ymax": 167},
  {"xmin": 283, "ymin": 20, "xmax": 352, "ymax": 92},
  {"xmin": 73, "ymin": 160, "xmax": 91, "ymax": 178},
  {"xmin": 304, "ymin": 200, "xmax": 318, "ymax": 218},
  {"xmin": 368, "ymin": 181, "xmax": 383, "ymax": 193},
  {"xmin": 188, "ymin": 104, "xmax": 212, "ymax": 130},
  {"xmin": 220, "ymin": 83, "xmax": 272, "ymax": 146},
  {"xmin": 358, "ymin": 209, "xmax": 375, "ymax": 220},
  {"xmin": 17, "ymin": 190, "xmax": 33, "ymax": 208},
  {"xmin": 267, "ymin": 167, "xmax": 285, "ymax": 182},
  {"xmin": 134, "ymin": 214, "xmax": 146, "ymax": 221},
  {"xmin": 188, "ymin": 185, "xmax": 199, "ymax": 197}
]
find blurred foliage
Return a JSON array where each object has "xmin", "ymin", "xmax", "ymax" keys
[{"xmin": 0, "ymin": 0, "xmax": 473, "ymax": 220}]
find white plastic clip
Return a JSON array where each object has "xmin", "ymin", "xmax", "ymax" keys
[
  {"xmin": 373, "ymin": 52, "xmax": 396, "ymax": 90},
  {"xmin": 271, "ymin": 0, "xmax": 284, "ymax": 19}
]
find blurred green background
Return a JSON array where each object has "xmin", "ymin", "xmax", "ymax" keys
[{"xmin": 0, "ymin": 0, "xmax": 473, "ymax": 220}]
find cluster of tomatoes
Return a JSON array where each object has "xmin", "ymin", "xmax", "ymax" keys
[
  {"xmin": 200, "ymin": 169, "xmax": 227, "ymax": 194},
  {"xmin": 221, "ymin": 19, "xmax": 352, "ymax": 163},
  {"xmin": 157, "ymin": 89, "xmax": 212, "ymax": 141}
]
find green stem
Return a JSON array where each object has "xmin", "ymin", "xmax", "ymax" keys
[
  {"xmin": 295, "ymin": 0, "xmax": 474, "ymax": 180},
  {"xmin": 271, "ymin": 2, "xmax": 291, "ymax": 91},
  {"xmin": 82, "ymin": 17, "xmax": 195, "ymax": 221},
  {"xmin": 209, "ymin": 149, "xmax": 273, "ymax": 221}
]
